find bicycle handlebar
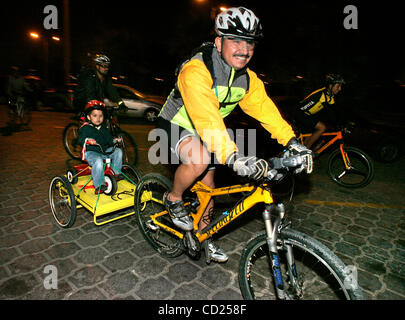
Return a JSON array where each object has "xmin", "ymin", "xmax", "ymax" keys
[
  {"xmin": 269, "ymin": 155, "xmax": 303, "ymax": 169},
  {"xmin": 266, "ymin": 154, "xmax": 306, "ymax": 181},
  {"xmin": 84, "ymin": 139, "xmax": 119, "ymax": 156}
]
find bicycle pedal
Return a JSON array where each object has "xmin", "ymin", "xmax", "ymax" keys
[
  {"xmin": 145, "ymin": 219, "xmax": 159, "ymax": 231},
  {"xmin": 184, "ymin": 232, "xmax": 198, "ymax": 251}
]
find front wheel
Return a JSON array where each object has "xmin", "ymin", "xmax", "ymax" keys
[
  {"xmin": 134, "ymin": 173, "xmax": 184, "ymax": 258},
  {"xmin": 238, "ymin": 229, "xmax": 363, "ymax": 300},
  {"xmin": 63, "ymin": 123, "xmax": 81, "ymax": 160},
  {"xmin": 18, "ymin": 103, "xmax": 32, "ymax": 126},
  {"xmin": 327, "ymin": 146, "xmax": 374, "ymax": 188},
  {"xmin": 118, "ymin": 130, "xmax": 138, "ymax": 166},
  {"xmin": 103, "ymin": 175, "xmax": 117, "ymax": 196}
]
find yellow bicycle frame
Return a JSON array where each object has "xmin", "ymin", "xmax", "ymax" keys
[{"xmin": 146, "ymin": 181, "xmax": 275, "ymax": 243}]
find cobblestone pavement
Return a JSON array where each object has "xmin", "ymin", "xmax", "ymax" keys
[{"xmin": 0, "ymin": 107, "xmax": 404, "ymax": 300}]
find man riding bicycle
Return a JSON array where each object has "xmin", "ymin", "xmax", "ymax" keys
[
  {"xmin": 73, "ymin": 54, "xmax": 127, "ymax": 112},
  {"xmin": 294, "ymin": 74, "xmax": 346, "ymax": 150},
  {"xmin": 6, "ymin": 66, "xmax": 33, "ymax": 133},
  {"xmin": 157, "ymin": 7, "xmax": 313, "ymax": 263}
]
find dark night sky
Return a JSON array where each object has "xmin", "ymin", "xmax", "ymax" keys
[{"xmin": 1, "ymin": 0, "xmax": 403, "ymax": 91}]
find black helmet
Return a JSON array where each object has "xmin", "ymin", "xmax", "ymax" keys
[
  {"xmin": 326, "ymin": 74, "xmax": 345, "ymax": 86},
  {"xmin": 215, "ymin": 7, "xmax": 263, "ymax": 41}
]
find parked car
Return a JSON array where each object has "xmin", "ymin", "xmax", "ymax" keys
[
  {"xmin": 105, "ymin": 84, "xmax": 165, "ymax": 122},
  {"xmin": 42, "ymin": 82, "xmax": 76, "ymax": 111},
  {"xmin": 343, "ymin": 81, "xmax": 405, "ymax": 162},
  {"xmin": 344, "ymin": 116, "xmax": 404, "ymax": 163}
]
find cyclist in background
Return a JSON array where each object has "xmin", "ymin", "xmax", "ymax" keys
[
  {"xmin": 157, "ymin": 7, "xmax": 312, "ymax": 263},
  {"xmin": 6, "ymin": 66, "xmax": 33, "ymax": 133},
  {"xmin": 294, "ymin": 74, "xmax": 346, "ymax": 150},
  {"xmin": 73, "ymin": 54, "xmax": 127, "ymax": 112}
]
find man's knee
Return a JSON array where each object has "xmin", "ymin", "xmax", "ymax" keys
[
  {"xmin": 315, "ymin": 122, "xmax": 326, "ymax": 133},
  {"xmin": 179, "ymin": 137, "xmax": 211, "ymax": 166},
  {"xmin": 187, "ymin": 162, "xmax": 209, "ymax": 178}
]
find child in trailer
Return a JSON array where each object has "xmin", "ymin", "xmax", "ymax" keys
[{"xmin": 78, "ymin": 100, "xmax": 123, "ymax": 194}]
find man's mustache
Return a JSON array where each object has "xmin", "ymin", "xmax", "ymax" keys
[{"xmin": 233, "ymin": 54, "xmax": 250, "ymax": 59}]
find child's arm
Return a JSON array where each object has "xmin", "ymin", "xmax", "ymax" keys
[
  {"xmin": 86, "ymin": 139, "xmax": 97, "ymax": 145},
  {"xmin": 113, "ymin": 136, "xmax": 122, "ymax": 144},
  {"xmin": 78, "ymin": 125, "xmax": 97, "ymax": 146}
]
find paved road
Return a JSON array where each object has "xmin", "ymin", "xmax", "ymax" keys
[{"xmin": 0, "ymin": 106, "xmax": 404, "ymax": 301}]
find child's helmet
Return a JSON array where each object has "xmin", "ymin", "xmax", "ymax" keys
[{"xmin": 84, "ymin": 100, "xmax": 106, "ymax": 115}]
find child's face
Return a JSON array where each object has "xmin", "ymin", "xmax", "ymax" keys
[{"xmin": 87, "ymin": 109, "xmax": 104, "ymax": 126}]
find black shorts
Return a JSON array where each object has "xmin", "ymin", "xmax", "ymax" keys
[
  {"xmin": 156, "ymin": 117, "xmax": 218, "ymax": 170},
  {"xmin": 294, "ymin": 112, "xmax": 321, "ymax": 133}
]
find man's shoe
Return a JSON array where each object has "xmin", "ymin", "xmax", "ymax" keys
[
  {"xmin": 95, "ymin": 184, "xmax": 107, "ymax": 194},
  {"xmin": 204, "ymin": 239, "xmax": 229, "ymax": 263},
  {"xmin": 163, "ymin": 192, "xmax": 193, "ymax": 231}
]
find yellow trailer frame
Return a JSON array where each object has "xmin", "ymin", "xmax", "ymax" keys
[{"xmin": 72, "ymin": 175, "xmax": 136, "ymax": 226}]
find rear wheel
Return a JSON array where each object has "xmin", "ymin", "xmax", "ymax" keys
[
  {"xmin": 49, "ymin": 176, "xmax": 77, "ymax": 228},
  {"xmin": 327, "ymin": 146, "xmax": 374, "ymax": 188},
  {"xmin": 121, "ymin": 164, "xmax": 142, "ymax": 186},
  {"xmin": 119, "ymin": 130, "xmax": 138, "ymax": 166},
  {"xmin": 134, "ymin": 173, "xmax": 184, "ymax": 258}
]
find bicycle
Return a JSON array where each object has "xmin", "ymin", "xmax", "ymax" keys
[
  {"xmin": 7, "ymin": 96, "xmax": 32, "ymax": 129},
  {"xmin": 62, "ymin": 106, "xmax": 138, "ymax": 165},
  {"xmin": 298, "ymin": 125, "xmax": 374, "ymax": 188},
  {"xmin": 50, "ymin": 143, "xmax": 142, "ymax": 227},
  {"xmin": 134, "ymin": 154, "xmax": 363, "ymax": 300}
]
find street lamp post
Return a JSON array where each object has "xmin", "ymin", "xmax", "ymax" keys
[
  {"xmin": 29, "ymin": 31, "xmax": 60, "ymax": 87},
  {"xmin": 63, "ymin": 0, "xmax": 71, "ymax": 84}
]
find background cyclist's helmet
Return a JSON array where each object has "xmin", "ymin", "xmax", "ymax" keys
[
  {"xmin": 94, "ymin": 54, "xmax": 111, "ymax": 67},
  {"xmin": 326, "ymin": 73, "xmax": 345, "ymax": 85},
  {"xmin": 215, "ymin": 7, "xmax": 263, "ymax": 41},
  {"xmin": 84, "ymin": 100, "xmax": 106, "ymax": 115}
]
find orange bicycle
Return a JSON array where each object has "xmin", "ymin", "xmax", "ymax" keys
[
  {"xmin": 298, "ymin": 127, "xmax": 374, "ymax": 188},
  {"xmin": 134, "ymin": 153, "xmax": 363, "ymax": 300}
]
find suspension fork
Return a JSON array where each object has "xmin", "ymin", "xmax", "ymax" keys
[
  {"xmin": 263, "ymin": 203, "xmax": 287, "ymax": 299},
  {"xmin": 339, "ymin": 143, "xmax": 351, "ymax": 169},
  {"xmin": 273, "ymin": 203, "xmax": 302, "ymax": 299},
  {"xmin": 284, "ymin": 240, "xmax": 302, "ymax": 298}
]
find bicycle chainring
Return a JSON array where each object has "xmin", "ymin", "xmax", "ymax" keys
[{"xmin": 183, "ymin": 232, "xmax": 201, "ymax": 260}]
